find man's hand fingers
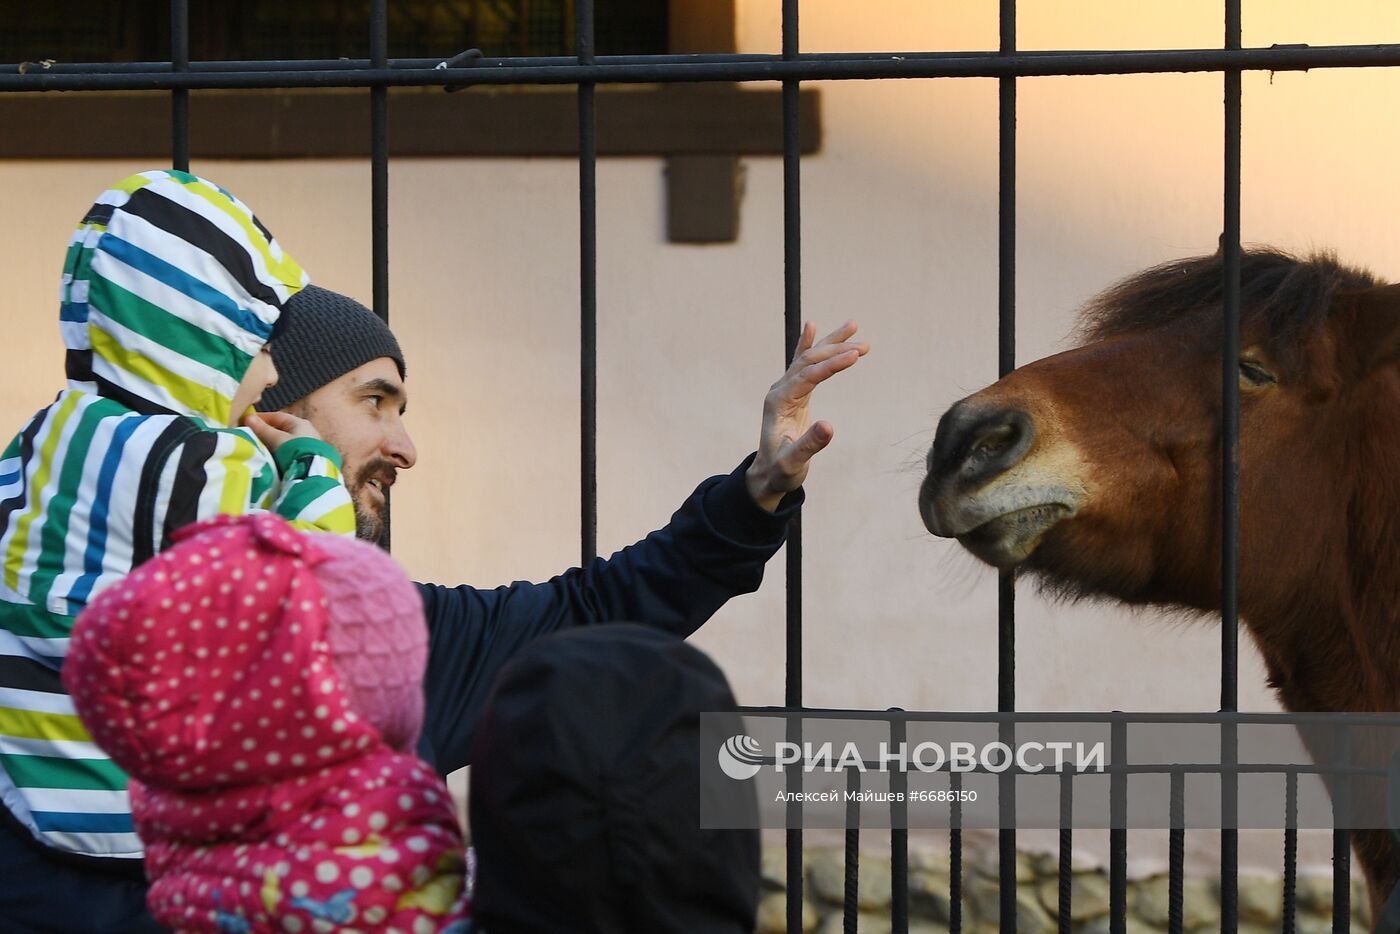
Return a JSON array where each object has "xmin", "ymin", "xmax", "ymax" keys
[
  {"xmin": 799, "ymin": 348, "xmax": 862, "ymax": 387},
  {"xmin": 782, "ymin": 321, "xmax": 817, "ymax": 369},
  {"xmin": 794, "ymin": 339, "xmax": 870, "ymax": 369},
  {"xmin": 776, "ymin": 338, "xmax": 867, "ymax": 390},
  {"xmin": 815, "ymin": 320, "xmax": 859, "ymax": 348},
  {"xmin": 782, "ymin": 319, "xmax": 866, "ymax": 377},
  {"xmin": 768, "ymin": 348, "xmax": 864, "ymax": 411}
]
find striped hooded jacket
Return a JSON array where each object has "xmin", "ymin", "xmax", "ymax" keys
[{"xmin": 0, "ymin": 170, "xmax": 356, "ymax": 860}]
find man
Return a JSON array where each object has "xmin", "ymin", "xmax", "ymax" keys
[{"xmin": 257, "ymin": 285, "xmax": 868, "ymax": 775}]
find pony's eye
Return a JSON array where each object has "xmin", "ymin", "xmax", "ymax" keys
[{"xmin": 1238, "ymin": 359, "xmax": 1276, "ymax": 387}]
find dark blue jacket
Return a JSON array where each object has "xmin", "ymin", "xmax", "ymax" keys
[{"xmin": 415, "ymin": 456, "xmax": 800, "ymax": 774}]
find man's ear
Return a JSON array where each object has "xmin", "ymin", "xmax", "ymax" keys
[{"xmin": 1334, "ymin": 283, "xmax": 1400, "ymax": 378}]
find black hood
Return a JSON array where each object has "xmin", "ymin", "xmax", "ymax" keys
[{"xmin": 468, "ymin": 624, "xmax": 759, "ymax": 934}]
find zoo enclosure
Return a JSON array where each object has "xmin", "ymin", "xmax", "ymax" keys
[{"xmin": 6, "ymin": 2, "xmax": 1400, "ymax": 932}]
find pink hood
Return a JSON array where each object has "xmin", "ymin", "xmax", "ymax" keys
[{"xmin": 65, "ymin": 514, "xmax": 469, "ymax": 933}]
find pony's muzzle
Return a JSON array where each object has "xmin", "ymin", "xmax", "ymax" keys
[{"xmin": 920, "ymin": 402, "xmax": 1035, "ymax": 536}]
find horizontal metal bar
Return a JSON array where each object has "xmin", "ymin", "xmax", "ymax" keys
[
  {"xmin": 0, "ymin": 51, "xmax": 1019, "ymax": 74},
  {"xmin": 0, "ymin": 46, "xmax": 1341, "ymax": 75},
  {"xmin": 6, "ymin": 43, "xmax": 1400, "ymax": 91},
  {"xmin": 5, "ymin": 53, "xmax": 784, "ymax": 73},
  {"xmin": 739, "ymin": 706, "xmax": 1400, "ymax": 726}
]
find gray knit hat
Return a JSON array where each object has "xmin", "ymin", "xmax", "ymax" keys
[{"xmin": 256, "ymin": 285, "xmax": 406, "ymax": 411}]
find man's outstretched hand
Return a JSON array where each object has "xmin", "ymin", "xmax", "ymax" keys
[{"xmin": 745, "ymin": 320, "xmax": 869, "ymax": 513}]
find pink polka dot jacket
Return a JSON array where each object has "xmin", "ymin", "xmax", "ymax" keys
[{"xmin": 63, "ymin": 513, "xmax": 471, "ymax": 933}]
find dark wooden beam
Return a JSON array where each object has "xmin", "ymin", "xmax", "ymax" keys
[{"xmin": 0, "ymin": 86, "xmax": 819, "ymax": 159}]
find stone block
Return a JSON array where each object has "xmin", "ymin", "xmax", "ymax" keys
[
  {"xmin": 1131, "ymin": 875, "xmax": 1220, "ymax": 931},
  {"xmin": 807, "ymin": 847, "xmax": 893, "ymax": 911},
  {"xmin": 1035, "ymin": 870, "xmax": 1112, "ymax": 923},
  {"xmin": 757, "ymin": 891, "xmax": 819, "ymax": 934}
]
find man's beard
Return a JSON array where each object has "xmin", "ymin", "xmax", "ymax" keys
[
  {"xmin": 354, "ymin": 499, "xmax": 383, "ymax": 543},
  {"xmin": 349, "ymin": 458, "xmax": 396, "ymax": 543}
]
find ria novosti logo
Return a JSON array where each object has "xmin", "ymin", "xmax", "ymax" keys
[
  {"xmin": 717, "ymin": 734, "xmax": 765, "ymax": 780},
  {"xmin": 717, "ymin": 736, "xmax": 1107, "ymax": 780}
]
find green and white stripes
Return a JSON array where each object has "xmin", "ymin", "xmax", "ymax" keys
[{"xmin": 0, "ymin": 170, "xmax": 354, "ymax": 859}]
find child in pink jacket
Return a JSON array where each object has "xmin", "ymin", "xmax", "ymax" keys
[{"xmin": 63, "ymin": 513, "xmax": 471, "ymax": 933}]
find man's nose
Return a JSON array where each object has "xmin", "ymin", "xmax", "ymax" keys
[{"xmin": 385, "ymin": 419, "xmax": 417, "ymax": 469}]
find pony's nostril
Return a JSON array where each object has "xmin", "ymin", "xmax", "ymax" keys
[
  {"xmin": 952, "ymin": 410, "xmax": 1033, "ymax": 484},
  {"xmin": 971, "ymin": 422, "xmax": 1018, "ymax": 457},
  {"xmin": 963, "ymin": 419, "xmax": 1021, "ymax": 469},
  {"xmin": 928, "ymin": 403, "xmax": 1034, "ymax": 489}
]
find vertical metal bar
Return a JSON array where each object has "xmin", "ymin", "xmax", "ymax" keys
[
  {"xmin": 890, "ymin": 712, "xmax": 909, "ymax": 934},
  {"xmin": 785, "ymin": 715, "xmax": 804, "ymax": 934},
  {"xmin": 844, "ymin": 767, "xmax": 860, "ymax": 933},
  {"xmin": 1168, "ymin": 770, "xmax": 1185, "ymax": 934},
  {"xmin": 950, "ymin": 770, "xmax": 964, "ymax": 934},
  {"xmin": 998, "ymin": 0, "xmax": 1017, "ymax": 385},
  {"xmin": 1057, "ymin": 771, "xmax": 1072, "ymax": 934},
  {"xmin": 1220, "ymin": 726, "xmax": 1238, "ymax": 931},
  {"xmin": 997, "ymin": 2, "xmax": 1018, "ymax": 930},
  {"xmin": 577, "ymin": 0, "xmax": 597, "ymax": 565},
  {"xmin": 782, "ymin": 2, "xmax": 804, "ymax": 929},
  {"xmin": 1332, "ymin": 728, "xmax": 1351, "ymax": 933},
  {"xmin": 370, "ymin": 0, "xmax": 391, "ymax": 549},
  {"xmin": 782, "ymin": 0, "xmax": 803, "ymax": 703},
  {"xmin": 371, "ymin": 0, "xmax": 389, "ymax": 319},
  {"xmin": 170, "ymin": 0, "xmax": 189, "ymax": 172},
  {"xmin": 1283, "ymin": 771, "xmax": 1297, "ymax": 934},
  {"xmin": 997, "ymin": 728, "xmax": 1016, "ymax": 934},
  {"xmin": 1110, "ymin": 717, "xmax": 1127, "ymax": 934},
  {"xmin": 1220, "ymin": 1, "xmax": 1242, "ymax": 930}
]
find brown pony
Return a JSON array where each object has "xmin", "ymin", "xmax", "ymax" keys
[{"xmin": 919, "ymin": 248, "xmax": 1400, "ymax": 922}]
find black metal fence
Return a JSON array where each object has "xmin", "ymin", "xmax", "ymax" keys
[{"xmin": 6, "ymin": 2, "xmax": 1399, "ymax": 931}]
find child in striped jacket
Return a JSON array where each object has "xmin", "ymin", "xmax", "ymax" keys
[{"xmin": 0, "ymin": 170, "xmax": 354, "ymax": 865}]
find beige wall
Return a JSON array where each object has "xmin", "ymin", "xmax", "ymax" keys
[{"xmin": 5, "ymin": 0, "xmax": 1399, "ymax": 874}]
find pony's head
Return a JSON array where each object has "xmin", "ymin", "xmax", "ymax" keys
[{"xmin": 920, "ymin": 248, "xmax": 1400, "ymax": 621}]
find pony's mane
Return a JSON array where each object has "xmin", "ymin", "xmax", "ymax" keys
[{"xmin": 1078, "ymin": 248, "xmax": 1380, "ymax": 366}]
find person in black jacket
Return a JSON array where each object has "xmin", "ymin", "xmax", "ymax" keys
[
  {"xmin": 256, "ymin": 285, "xmax": 868, "ymax": 775},
  {"xmin": 467, "ymin": 624, "xmax": 759, "ymax": 933}
]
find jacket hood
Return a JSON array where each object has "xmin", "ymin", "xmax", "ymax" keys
[{"xmin": 60, "ymin": 170, "xmax": 308, "ymax": 424}]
